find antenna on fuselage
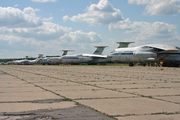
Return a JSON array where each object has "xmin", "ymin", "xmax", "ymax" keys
[{"xmin": 116, "ymin": 42, "xmax": 134, "ymax": 48}]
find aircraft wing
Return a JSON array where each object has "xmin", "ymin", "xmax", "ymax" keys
[
  {"xmin": 81, "ymin": 54, "xmax": 107, "ymax": 58},
  {"xmin": 142, "ymin": 44, "xmax": 180, "ymax": 51}
]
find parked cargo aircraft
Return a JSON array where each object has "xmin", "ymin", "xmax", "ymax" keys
[
  {"xmin": 12, "ymin": 56, "xmax": 29, "ymax": 65},
  {"xmin": 107, "ymin": 42, "xmax": 180, "ymax": 67},
  {"xmin": 38, "ymin": 57, "xmax": 50, "ymax": 65},
  {"xmin": 22, "ymin": 54, "xmax": 43, "ymax": 65},
  {"xmin": 38, "ymin": 50, "xmax": 73, "ymax": 65},
  {"xmin": 59, "ymin": 46, "xmax": 109, "ymax": 65}
]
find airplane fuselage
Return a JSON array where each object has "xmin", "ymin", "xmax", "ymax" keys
[
  {"xmin": 48, "ymin": 57, "xmax": 61, "ymax": 65},
  {"xmin": 108, "ymin": 44, "xmax": 180, "ymax": 67},
  {"xmin": 59, "ymin": 55, "xmax": 93, "ymax": 64},
  {"xmin": 108, "ymin": 47, "xmax": 157, "ymax": 63}
]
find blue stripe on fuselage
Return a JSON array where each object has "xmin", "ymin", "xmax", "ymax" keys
[
  {"xmin": 62, "ymin": 57, "xmax": 79, "ymax": 59},
  {"xmin": 111, "ymin": 52, "xmax": 133, "ymax": 55},
  {"xmin": 111, "ymin": 52, "xmax": 180, "ymax": 56},
  {"xmin": 121, "ymin": 53, "xmax": 133, "ymax": 55},
  {"xmin": 158, "ymin": 53, "xmax": 180, "ymax": 55}
]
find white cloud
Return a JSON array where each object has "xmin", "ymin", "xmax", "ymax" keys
[
  {"xmin": 43, "ymin": 17, "xmax": 53, "ymax": 22},
  {"xmin": 0, "ymin": 6, "xmax": 104, "ymax": 58},
  {"xmin": 109, "ymin": 18, "xmax": 180, "ymax": 46},
  {"xmin": 32, "ymin": 0, "xmax": 58, "ymax": 2},
  {"xmin": 0, "ymin": 22, "xmax": 72, "ymax": 41},
  {"xmin": 23, "ymin": 7, "xmax": 40, "ymax": 13},
  {"xmin": 60, "ymin": 30, "xmax": 102, "ymax": 43},
  {"xmin": 109, "ymin": 18, "xmax": 177, "ymax": 33},
  {"xmin": 63, "ymin": 0, "xmax": 123, "ymax": 25},
  {"xmin": 128, "ymin": 0, "xmax": 180, "ymax": 16},
  {"xmin": 0, "ymin": 29, "xmax": 103, "ymax": 57},
  {"xmin": 0, "ymin": 7, "xmax": 43, "ymax": 28},
  {"xmin": 14, "ymin": 4, "xmax": 18, "ymax": 7}
]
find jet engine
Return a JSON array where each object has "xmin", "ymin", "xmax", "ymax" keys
[{"xmin": 133, "ymin": 52, "xmax": 157, "ymax": 58}]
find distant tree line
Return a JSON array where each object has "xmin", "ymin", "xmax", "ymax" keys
[
  {"xmin": 0, "ymin": 58, "xmax": 36, "ymax": 63},
  {"xmin": 46, "ymin": 55, "xmax": 60, "ymax": 57},
  {"xmin": 0, "ymin": 55, "xmax": 61, "ymax": 63}
]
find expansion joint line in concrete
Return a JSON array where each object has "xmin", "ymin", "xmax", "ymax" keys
[
  {"xmin": 0, "ymin": 67, "xmax": 117, "ymax": 120},
  {"xmin": 3, "ymin": 67, "xmax": 180, "ymax": 106},
  {"xmin": 113, "ymin": 111, "xmax": 180, "ymax": 118}
]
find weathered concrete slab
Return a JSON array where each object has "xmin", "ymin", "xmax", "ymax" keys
[
  {"xmin": 121, "ymin": 88, "xmax": 180, "ymax": 96},
  {"xmin": 0, "ymin": 91, "xmax": 63, "ymax": 102},
  {"xmin": 76, "ymin": 98, "xmax": 180, "ymax": 116},
  {"xmin": 55, "ymin": 89, "xmax": 135, "ymax": 99},
  {"xmin": 35, "ymin": 82, "xmax": 81, "ymax": 87},
  {"xmin": 116, "ymin": 114, "xmax": 180, "ymax": 120},
  {"xmin": 155, "ymin": 83, "xmax": 180, "ymax": 88},
  {"xmin": 84, "ymin": 81, "xmax": 123, "ymax": 85},
  {"xmin": 45, "ymin": 85, "xmax": 101, "ymax": 91},
  {"xmin": 0, "ymin": 82, "xmax": 35, "ymax": 88},
  {"xmin": 0, "ymin": 87, "xmax": 44, "ymax": 93},
  {"xmin": 85, "ymin": 80, "xmax": 163, "ymax": 86},
  {"xmin": 0, "ymin": 101, "xmax": 76, "ymax": 112},
  {"xmin": 1, "ymin": 65, "xmax": 180, "ymax": 119},
  {"xmin": 155, "ymin": 96, "xmax": 180, "ymax": 104},
  {"xmin": 98, "ymin": 84, "xmax": 155, "ymax": 89}
]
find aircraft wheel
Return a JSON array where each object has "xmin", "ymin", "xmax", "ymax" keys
[
  {"xmin": 162, "ymin": 63, "xmax": 167, "ymax": 67},
  {"xmin": 129, "ymin": 63, "xmax": 134, "ymax": 67},
  {"xmin": 143, "ymin": 63, "xmax": 146, "ymax": 67}
]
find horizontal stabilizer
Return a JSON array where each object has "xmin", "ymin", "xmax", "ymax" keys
[
  {"xmin": 116, "ymin": 42, "xmax": 134, "ymax": 48},
  {"xmin": 38, "ymin": 54, "xmax": 44, "ymax": 58},
  {"xmin": 61, "ymin": 50, "xmax": 74, "ymax": 56}
]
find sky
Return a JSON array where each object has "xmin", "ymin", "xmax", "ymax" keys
[{"xmin": 0, "ymin": 0, "xmax": 180, "ymax": 58}]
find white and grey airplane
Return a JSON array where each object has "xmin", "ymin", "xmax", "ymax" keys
[
  {"xmin": 38, "ymin": 50, "xmax": 73, "ymax": 65},
  {"xmin": 38, "ymin": 57, "xmax": 50, "ymax": 65},
  {"xmin": 12, "ymin": 56, "xmax": 29, "ymax": 65},
  {"xmin": 59, "ymin": 46, "xmax": 109, "ymax": 65},
  {"xmin": 22, "ymin": 54, "xmax": 43, "ymax": 65},
  {"xmin": 107, "ymin": 42, "xmax": 180, "ymax": 67}
]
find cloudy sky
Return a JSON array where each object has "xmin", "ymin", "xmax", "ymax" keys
[{"xmin": 0, "ymin": 0, "xmax": 180, "ymax": 58}]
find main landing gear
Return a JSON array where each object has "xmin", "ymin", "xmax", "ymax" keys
[{"xmin": 129, "ymin": 62, "xmax": 134, "ymax": 67}]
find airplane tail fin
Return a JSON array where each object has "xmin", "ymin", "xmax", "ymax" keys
[
  {"xmin": 93, "ymin": 46, "xmax": 108, "ymax": 55},
  {"xmin": 116, "ymin": 42, "xmax": 134, "ymax": 48},
  {"xmin": 38, "ymin": 54, "xmax": 43, "ymax": 58},
  {"xmin": 61, "ymin": 50, "xmax": 74, "ymax": 56}
]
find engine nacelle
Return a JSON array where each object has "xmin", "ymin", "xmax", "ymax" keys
[
  {"xmin": 133, "ymin": 52, "xmax": 157, "ymax": 58},
  {"xmin": 144, "ymin": 58, "xmax": 155, "ymax": 61}
]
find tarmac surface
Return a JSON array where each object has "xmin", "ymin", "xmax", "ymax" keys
[{"xmin": 0, "ymin": 65, "xmax": 180, "ymax": 120}]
